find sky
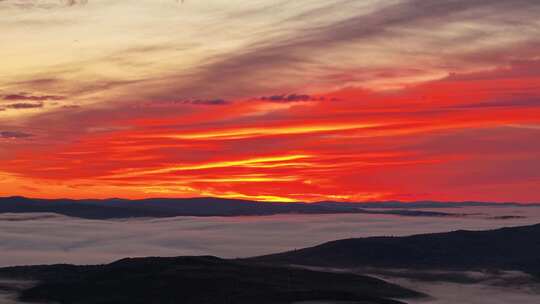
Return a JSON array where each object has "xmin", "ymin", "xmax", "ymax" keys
[{"xmin": 0, "ymin": 0, "xmax": 539, "ymax": 202}]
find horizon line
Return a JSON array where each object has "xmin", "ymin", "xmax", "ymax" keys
[{"xmin": 1, "ymin": 195, "xmax": 538, "ymax": 206}]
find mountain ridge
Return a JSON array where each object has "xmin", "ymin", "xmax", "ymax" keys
[
  {"xmin": 1, "ymin": 196, "xmax": 537, "ymax": 219},
  {"xmin": 249, "ymin": 223, "xmax": 540, "ymax": 278},
  {"xmin": 3, "ymin": 195, "xmax": 538, "ymax": 206}
]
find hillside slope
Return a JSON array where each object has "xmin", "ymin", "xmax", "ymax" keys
[
  {"xmin": 0, "ymin": 256, "xmax": 422, "ymax": 304},
  {"xmin": 252, "ymin": 223, "xmax": 540, "ymax": 277}
]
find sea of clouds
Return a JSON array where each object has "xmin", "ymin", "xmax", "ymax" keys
[
  {"xmin": 395, "ymin": 274, "xmax": 540, "ymax": 304},
  {"xmin": 1, "ymin": 206, "xmax": 540, "ymax": 303},
  {"xmin": 1, "ymin": 206, "xmax": 540, "ymax": 266}
]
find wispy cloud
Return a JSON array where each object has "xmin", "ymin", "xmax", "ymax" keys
[
  {"xmin": 259, "ymin": 94, "xmax": 325, "ymax": 103},
  {"xmin": 4, "ymin": 103, "xmax": 44, "ymax": 110},
  {"xmin": 3, "ymin": 93, "xmax": 64, "ymax": 101},
  {"xmin": 0, "ymin": 131, "xmax": 33, "ymax": 139},
  {"xmin": 0, "ymin": 0, "xmax": 87, "ymax": 7}
]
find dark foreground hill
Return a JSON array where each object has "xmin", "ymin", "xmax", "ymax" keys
[
  {"xmin": 0, "ymin": 256, "xmax": 422, "ymax": 304},
  {"xmin": 251, "ymin": 223, "xmax": 540, "ymax": 278},
  {"xmin": 0, "ymin": 196, "xmax": 463, "ymax": 219}
]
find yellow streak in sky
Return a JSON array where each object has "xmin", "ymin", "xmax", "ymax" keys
[
  {"xmin": 206, "ymin": 192, "xmax": 299, "ymax": 203},
  {"xmin": 192, "ymin": 176, "xmax": 299, "ymax": 183},
  {"xmin": 152, "ymin": 123, "xmax": 380, "ymax": 140},
  {"xmin": 105, "ymin": 154, "xmax": 312, "ymax": 179},
  {"xmin": 241, "ymin": 162, "xmax": 313, "ymax": 168}
]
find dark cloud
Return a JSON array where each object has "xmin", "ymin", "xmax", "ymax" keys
[
  {"xmin": 450, "ymin": 99, "xmax": 540, "ymax": 109},
  {"xmin": 260, "ymin": 94, "xmax": 324, "ymax": 103},
  {"xmin": 150, "ymin": 98, "xmax": 230, "ymax": 107},
  {"xmin": 3, "ymin": 93, "xmax": 64, "ymax": 101},
  {"xmin": 183, "ymin": 98, "xmax": 229, "ymax": 106},
  {"xmin": 61, "ymin": 105, "xmax": 82, "ymax": 109},
  {"xmin": 0, "ymin": 131, "xmax": 33, "ymax": 139},
  {"xmin": 4, "ymin": 102, "xmax": 43, "ymax": 109}
]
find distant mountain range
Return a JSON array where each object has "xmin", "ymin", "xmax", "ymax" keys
[
  {"xmin": 316, "ymin": 200, "xmax": 539, "ymax": 208},
  {"xmin": 251, "ymin": 223, "xmax": 540, "ymax": 278},
  {"xmin": 1, "ymin": 196, "xmax": 536, "ymax": 219}
]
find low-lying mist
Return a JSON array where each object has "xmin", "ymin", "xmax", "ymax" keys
[
  {"xmin": 0, "ymin": 280, "xmax": 34, "ymax": 304},
  {"xmin": 1, "ymin": 206, "xmax": 540, "ymax": 267},
  {"xmin": 391, "ymin": 273, "xmax": 540, "ymax": 304},
  {"xmin": 2, "ymin": 206, "xmax": 540, "ymax": 303}
]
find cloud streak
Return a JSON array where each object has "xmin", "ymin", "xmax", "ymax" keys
[
  {"xmin": 0, "ymin": 0, "xmax": 87, "ymax": 7},
  {"xmin": 0, "ymin": 131, "xmax": 33, "ymax": 139},
  {"xmin": 3, "ymin": 103, "xmax": 43, "ymax": 110},
  {"xmin": 3, "ymin": 93, "xmax": 64, "ymax": 102}
]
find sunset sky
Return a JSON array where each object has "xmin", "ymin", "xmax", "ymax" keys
[{"xmin": 0, "ymin": 0, "xmax": 539, "ymax": 202}]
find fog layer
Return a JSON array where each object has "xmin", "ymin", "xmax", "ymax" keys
[
  {"xmin": 1, "ymin": 206, "xmax": 540, "ymax": 267},
  {"xmin": 393, "ymin": 275, "xmax": 540, "ymax": 304}
]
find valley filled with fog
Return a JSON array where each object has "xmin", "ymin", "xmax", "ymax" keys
[
  {"xmin": 1, "ymin": 206, "xmax": 540, "ymax": 266},
  {"xmin": 2, "ymin": 206, "xmax": 540, "ymax": 304}
]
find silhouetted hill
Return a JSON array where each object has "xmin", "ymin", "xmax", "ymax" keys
[
  {"xmin": 252, "ymin": 223, "xmax": 540, "ymax": 278},
  {"xmin": 0, "ymin": 196, "xmax": 172, "ymax": 219},
  {"xmin": 0, "ymin": 256, "xmax": 422, "ymax": 304},
  {"xmin": 0, "ymin": 196, "xmax": 469, "ymax": 219},
  {"xmin": 315, "ymin": 200, "xmax": 538, "ymax": 209}
]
